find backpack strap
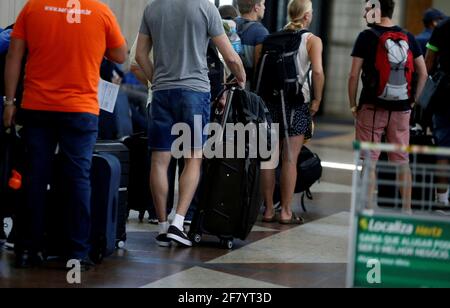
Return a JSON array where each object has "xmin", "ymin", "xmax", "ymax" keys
[
  {"xmin": 369, "ymin": 27, "xmax": 382, "ymax": 38},
  {"xmin": 237, "ymin": 20, "xmax": 257, "ymax": 37}
]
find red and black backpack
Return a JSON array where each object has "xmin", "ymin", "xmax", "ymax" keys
[{"xmin": 363, "ymin": 28, "xmax": 415, "ymax": 109}]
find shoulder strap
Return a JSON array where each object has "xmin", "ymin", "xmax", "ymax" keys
[
  {"xmin": 237, "ymin": 21, "xmax": 257, "ymax": 36},
  {"xmin": 369, "ymin": 27, "xmax": 382, "ymax": 38}
]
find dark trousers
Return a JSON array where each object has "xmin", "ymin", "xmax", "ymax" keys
[{"xmin": 16, "ymin": 111, "xmax": 98, "ymax": 259}]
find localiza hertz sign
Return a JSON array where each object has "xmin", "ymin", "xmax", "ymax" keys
[{"xmin": 351, "ymin": 214, "xmax": 450, "ymax": 288}]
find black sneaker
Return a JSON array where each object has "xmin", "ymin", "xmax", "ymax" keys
[
  {"xmin": 155, "ymin": 234, "xmax": 172, "ymax": 247},
  {"xmin": 167, "ymin": 226, "xmax": 192, "ymax": 247}
]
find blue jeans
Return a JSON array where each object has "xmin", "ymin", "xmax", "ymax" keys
[
  {"xmin": 16, "ymin": 111, "xmax": 98, "ymax": 259},
  {"xmin": 148, "ymin": 89, "xmax": 211, "ymax": 151}
]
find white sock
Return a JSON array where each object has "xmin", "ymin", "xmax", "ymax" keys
[
  {"xmin": 172, "ymin": 214, "xmax": 185, "ymax": 231},
  {"xmin": 438, "ymin": 190, "xmax": 449, "ymax": 205},
  {"xmin": 168, "ymin": 208, "xmax": 176, "ymax": 223},
  {"xmin": 158, "ymin": 222, "xmax": 169, "ymax": 235}
]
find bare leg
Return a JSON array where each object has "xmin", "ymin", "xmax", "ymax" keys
[
  {"xmin": 150, "ymin": 152, "xmax": 172, "ymax": 222},
  {"xmin": 362, "ymin": 163, "xmax": 377, "ymax": 210},
  {"xmin": 398, "ymin": 164, "xmax": 412, "ymax": 213},
  {"xmin": 176, "ymin": 151, "xmax": 203, "ymax": 216},
  {"xmin": 279, "ymin": 135, "xmax": 304, "ymax": 222},
  {"xmin": 261, "ymin": 168, "xmax": 276, "ymax": 220}
]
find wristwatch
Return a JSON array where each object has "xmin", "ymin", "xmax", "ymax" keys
[
  {"xmin": 351, "ymin": 106, "xmax": 358, "ymax": 113},
  {"xmin": 3, "ymin": 96, "xmax": 16, "ymax": 107}
]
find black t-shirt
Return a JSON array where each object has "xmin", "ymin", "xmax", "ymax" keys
[
  {"xmin": 428, "ymin": 18, "xmax": 450, "ymax": 74},
  {"xmin": 351, "ymin": 25, "xmax": 422, "ymax": 108}
]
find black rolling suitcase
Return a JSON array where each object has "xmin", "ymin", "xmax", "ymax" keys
[
  {"xmin": 189, "ymin": 87, "xmax": 269, "ymax": 249},
  {"xmin": 123, "ymin": 133, "xmax": 154, "ymax": 221},
  {"xmin": 94, "ymin": 141, "xmax": 129, "ymax": 248}
]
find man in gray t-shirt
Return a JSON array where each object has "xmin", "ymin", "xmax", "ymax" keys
[{"xmin": 136, "ymin": 0, "xmax": 245, "ymax": 248}]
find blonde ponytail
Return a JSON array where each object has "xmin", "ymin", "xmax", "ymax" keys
[{"xmin": 285, "ymin": 0, "xmax": 313, "ymax": 31}]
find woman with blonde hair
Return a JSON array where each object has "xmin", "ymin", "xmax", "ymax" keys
[{"xmin": 261, "ymin": 0, "xmax": 325, "ymax": 224}]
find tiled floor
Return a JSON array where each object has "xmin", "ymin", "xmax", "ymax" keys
[{"xmin": 0, "ymin": 122, "xmax": 357, "ymax": 288}]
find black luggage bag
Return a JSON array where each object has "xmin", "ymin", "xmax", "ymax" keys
[{"xmin": 189, "ymin": 87, "xmax": 269, "ymax": 249}]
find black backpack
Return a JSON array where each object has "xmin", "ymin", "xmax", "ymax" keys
[
  {"xmin": 273, "ymin": 146, "xmax": 322, "ymax": 211},
  {"xmin": 255, "ymin": 29, "xmax": 310, "ymax": 106}
]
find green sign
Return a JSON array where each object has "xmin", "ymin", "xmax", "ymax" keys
[{"xmin": 351, "ymin": 213, "xmax": 450, "ymax": 288}]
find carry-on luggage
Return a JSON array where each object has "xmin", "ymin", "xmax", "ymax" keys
[
  {"xmin": 273, "ymin": 146, "xmax": 322, "ymax": 212},
  {"xmin": 94, "ymin": 141, "xmax": 129, "ymax": 247},
  {"xmin": 45, "ymin": 153, "xmax": 121, "ymax": 263},
  {"xmin": 89, "ymin": 153, "xmax": 121, "ymax": 262},
  {"xmin": 123, "ymin": 133, "xmax": 154, "ymax": 221},
  {"xmin": 188, "ymin": 86, "xmax": 270, "ymax": 249}
]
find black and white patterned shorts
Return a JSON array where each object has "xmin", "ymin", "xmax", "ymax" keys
[{"xmin": 267, "ymin": 102, "xmax": 312, "ymax": 140}]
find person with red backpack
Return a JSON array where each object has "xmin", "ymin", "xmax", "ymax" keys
[{"xmin": 348, "ymin": 0, "xmax": 428, "ymax": 213}]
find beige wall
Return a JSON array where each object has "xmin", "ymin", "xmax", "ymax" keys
[
  {"xmin": 434, "ymin": 0, "xmax": 450, "ymax": 14},
  {"xmin": 0, "ymin": 0, "xmax": 147, "ymax": 44}
]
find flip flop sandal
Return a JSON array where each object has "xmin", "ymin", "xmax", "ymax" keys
[
  {"xmin": 262, "ymin": 215, "xmax": 278, "ymax": 223},
  {"xmin": 279, "ymin": 213, "xmax": 304, "ymax": 225}
]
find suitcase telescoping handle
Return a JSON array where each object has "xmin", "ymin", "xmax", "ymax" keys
[{"xmin": 217, "ymin": 86, "xmax": 236, "ymax": 143}]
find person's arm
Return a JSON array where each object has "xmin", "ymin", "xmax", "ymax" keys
[
  {"xmin": 348, "ymin": 57, "xmax": 364, "ymax": 118},
  {"xmin": 212, "ymin": 33, "xmax": 246, "ymax": 88},
  {"xmin": 3, "ymin": 37, "xmax": 26, "ymax": 128},
  {"xmin": 135, "ymin": 33, "xmax": 154, "ymax": 84},
  {"xmin": 130, "ymin": 64, "xmax": 150, "ymax": 86},
  {"xmin": 425, "ymin": 49, "xmax": 438, "ymax": 73},
  {"xmin": 307, "ymin": 35, "xmax": 325, "ymax": 116},
  {"xmin": 105, "ymin": 44, "xmax": 128, "ymax": 64},
  {"xmin": 413, "ymin": 56, "xmax": 428, "ymax": 102}
]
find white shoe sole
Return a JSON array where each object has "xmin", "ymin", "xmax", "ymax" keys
[
  {"xmin": 167, "ymin": 233, "xmax": 192, "ymax": 247},
  {"xmin": 156, "ymin": 239, "xmax": 172, "ymax": 247}
]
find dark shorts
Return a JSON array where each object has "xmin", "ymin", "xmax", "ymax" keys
[
  {"xmin": 148, "ymin": 89, "xmax": 211, "ymax": 152},
  {"xmin": 267, "ymin": 102, "xmax": 312, "ymax": 139}
]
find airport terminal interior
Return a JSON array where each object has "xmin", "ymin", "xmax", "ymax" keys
[
  {"xmin": 0, "ymin": 123, "xmax": 354, "ymax": 288},
  {"xmin": 1, "ymin": 0, "xmax": 450, "ymax": 288}
]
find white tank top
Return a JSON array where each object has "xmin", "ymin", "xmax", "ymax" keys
[{"xmin": 296, "ymin": 32, "xmax": 313, "ymax": 103}]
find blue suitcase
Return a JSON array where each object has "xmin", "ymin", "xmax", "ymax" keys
[
  {"xmin": 45, "ymin": 153, "xmax": 121, "ymax": 263},
  {"xmin": 89, "ymin": 153, "xmax": 121, "ymax": 263}
]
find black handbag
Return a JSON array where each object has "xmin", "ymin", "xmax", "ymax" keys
[{"xmin": 418, "ymin": 71, "xmax": 446, "ymax": 111}]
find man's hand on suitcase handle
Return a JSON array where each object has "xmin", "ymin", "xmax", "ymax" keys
[{"xmin": 224, "ymin": 76, "xmax": 245, "ymax": 90}]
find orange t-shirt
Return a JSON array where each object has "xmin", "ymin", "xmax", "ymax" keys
[{"xmin": 12, "ymin": 0, "xmax": 126, "ymax": 115}]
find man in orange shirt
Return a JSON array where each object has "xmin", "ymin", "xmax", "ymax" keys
[{"xmin": 3, "ymin": 0, "xmax": 127, "ymax": 270}]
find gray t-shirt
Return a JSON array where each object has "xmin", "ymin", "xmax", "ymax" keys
[{"xmin": 139, "ymin": 0, "xmax": 224, "ymax": 93}]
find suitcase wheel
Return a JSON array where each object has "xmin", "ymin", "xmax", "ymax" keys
[
  {"xmin": 220, "ymin": 239, "xmax": 234, "ymax": 250},
  {"xmin": 193, "ymin": 234, "xmax": 202, "ymax": 244},
  {"xmin": 116, "ymin": 240, "xmax": 126, "ymax": 249}
]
